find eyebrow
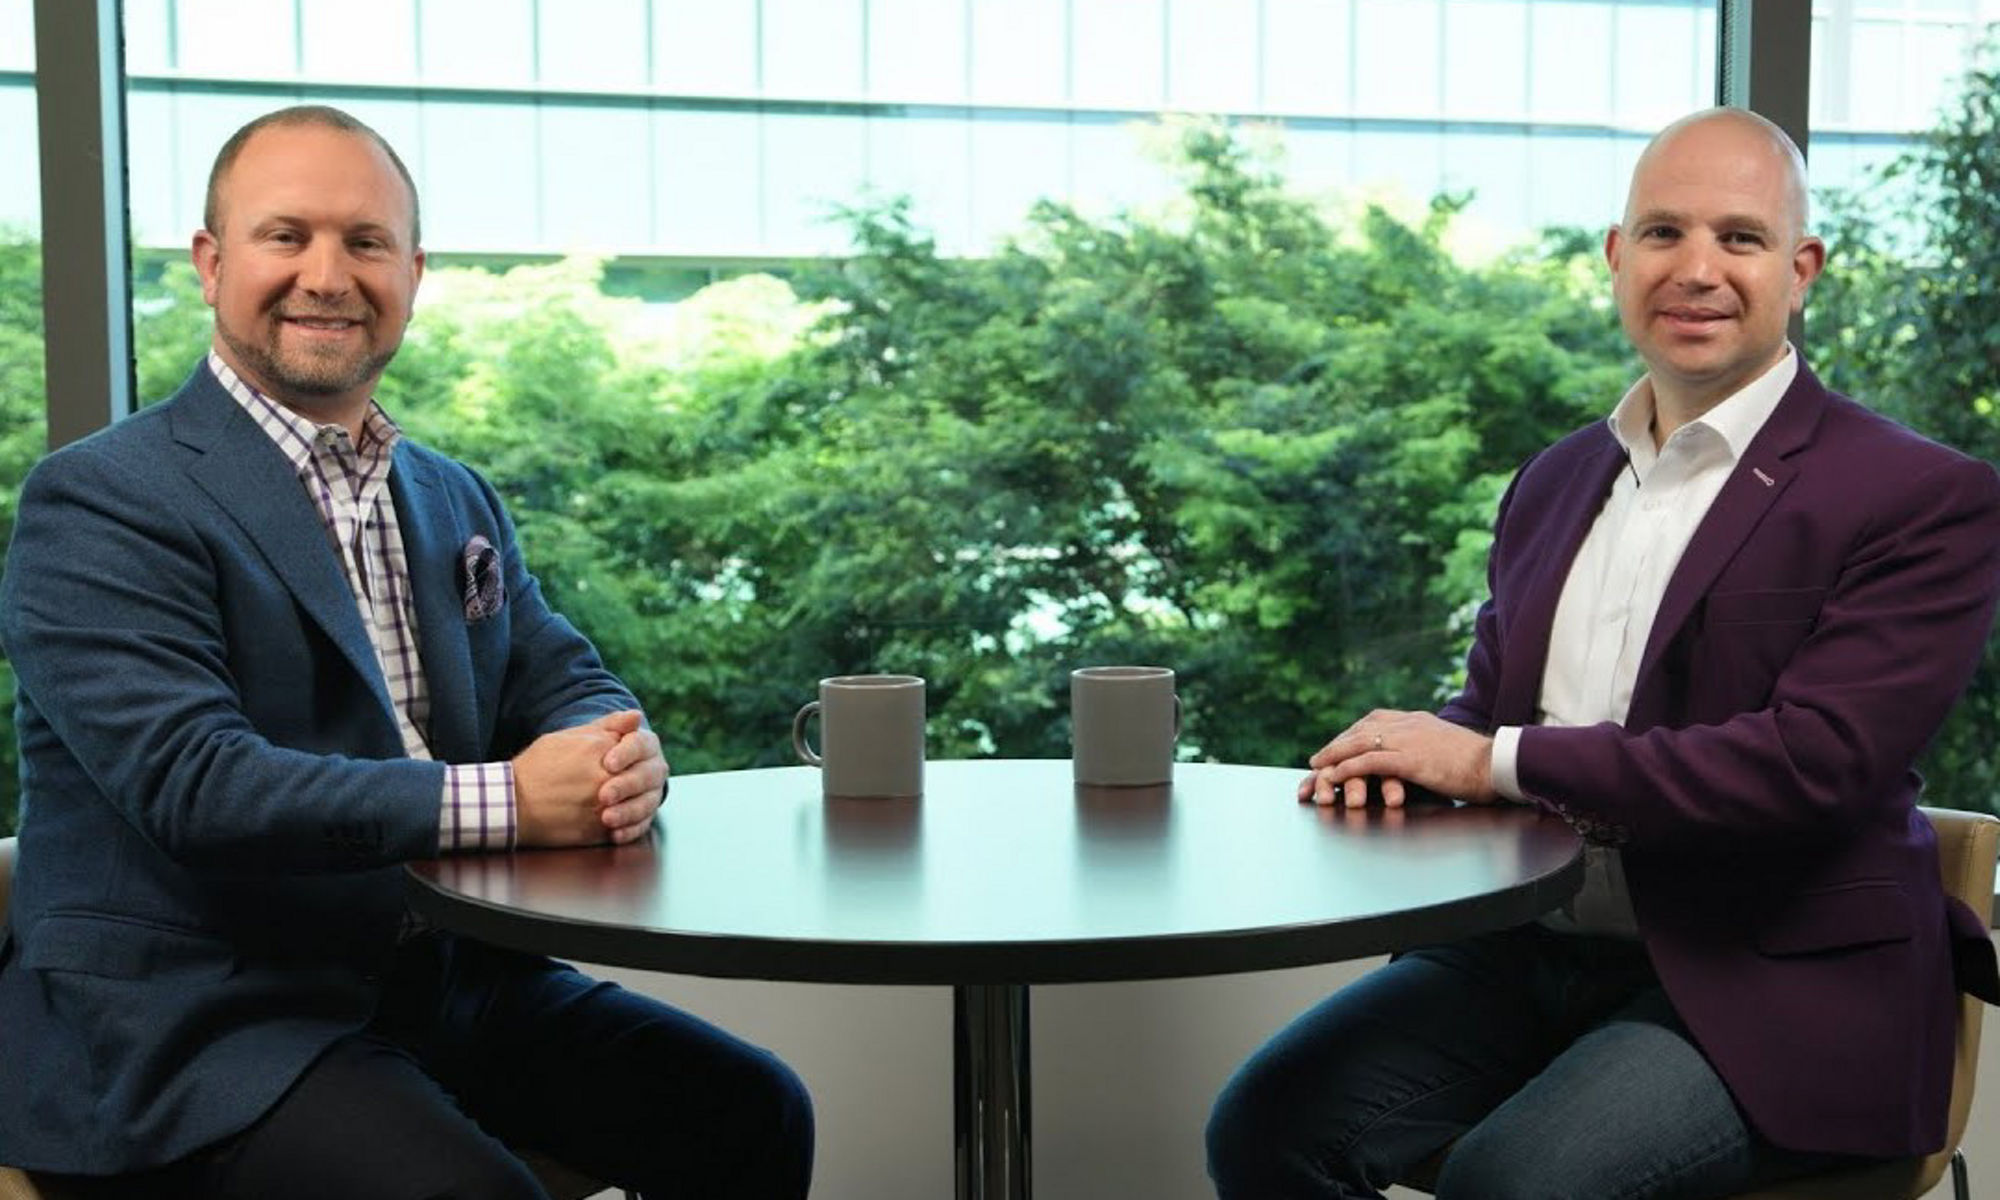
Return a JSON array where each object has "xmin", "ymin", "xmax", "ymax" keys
[
  {"xmin": 1629, "ymin": 209, "xmax": 1779, "ymax": 237},
  {"xmin": 249, "ymin": 214, "xmax": 405, "ymax": 243}
]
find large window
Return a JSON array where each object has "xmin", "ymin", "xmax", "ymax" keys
[{"xmin": 7, "ymin": 0, "xmax": 2000, "ymax": 825}]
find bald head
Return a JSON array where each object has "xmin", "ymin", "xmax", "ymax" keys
[{"xmin": 1626, "ymin": 107, "xmax": 1810, "ymax": 242}]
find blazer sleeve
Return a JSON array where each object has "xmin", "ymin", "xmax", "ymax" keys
[
  {"xmin": 1514, "ymin": 450, "xmax": 2000, "ymax": 850},
  {"xmin": 0, "ymin": 440, "xmax": 446, "ymax": 872}
]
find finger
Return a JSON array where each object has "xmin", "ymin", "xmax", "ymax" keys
[
  {"xmin": 593, "ymin": 709, "xmax": 645, "ymax": 738},
  {"xmin": 598, "ymin": 759, "xmax": 664, "ymax": 807},
  {"xmin": 602, "ymin": 728, "xmax": 658, "ymax": 774},
  {"xmin": 1381, "ymin": 777, "xmax": 1406, "ymax": 808},
  {"xmin": 1308, "ymin": 767, "xmax": 1338, "ymax": 807},
  {"xmin": 610, "ymin": 812, "xmax": 656, "ymax": 844},
  {"xmin": 1342, "ymin": 774, "xmax": 1369, "ymax": 808},
  {"xmin": 601, "ymin": 789, "xmax": 662, "ymax": 831},
  {"xmin": 1297, "ymin": 773, "xmax": 1315, "ymax": 803},
  {"xmin": 1307, "ymin": 739, "xmax": 1344, "ymax": 770}
]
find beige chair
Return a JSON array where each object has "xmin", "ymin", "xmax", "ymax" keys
[
  {"xmin": 0, "ymin": 836, "xmax": 625, "ymax": 1200},
  {"xmin": 1400, "ymin": 805, "xmax": 1997, "ymax": 1200}
]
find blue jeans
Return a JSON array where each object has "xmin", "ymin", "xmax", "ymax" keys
[{"xmin": 1206, "ymin": 925, "xmax": 1857, "ymax": 1200}]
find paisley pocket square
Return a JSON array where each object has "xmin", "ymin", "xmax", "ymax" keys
[{"xmin": 462, "ymin": 535, "xmax": 505, "ymax": 622}]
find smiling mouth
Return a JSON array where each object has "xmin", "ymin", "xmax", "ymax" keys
[
  {"xmin": 1659, "ymin": 308, "xmax": 1734, "ymax": 330},
  {"xmin": 281, "ymin": 315, "xmax": 364, "ymax": 333}
]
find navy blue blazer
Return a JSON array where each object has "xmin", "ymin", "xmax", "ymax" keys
[{"xmin": 0, "ymin": 363, "xmax": 636, "ymax": 1172}]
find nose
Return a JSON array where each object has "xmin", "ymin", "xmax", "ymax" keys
[
  {"xmin": 295, "ymin": 236, "xmax": 353, "ymax": 297},
  {"xmin": 1672, "ymin": 235, "xmax": 1721, "ymax": 290}
]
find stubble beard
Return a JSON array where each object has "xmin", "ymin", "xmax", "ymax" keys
[{"xmin": 217, "ymin": 311, "xmax": 399, "ymax": 405}]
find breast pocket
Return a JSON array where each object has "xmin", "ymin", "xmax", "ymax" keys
[
  {"xmin": 1702, "ymin": 586, "xmax": 1826, "ymax": 630},
  {"xmin": 1688, "ymin": 587, "xmax": 1827, "ymax": 712}
]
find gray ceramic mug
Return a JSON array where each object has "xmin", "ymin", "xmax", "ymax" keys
[
  {"xmin": 1071, "ymin": 666, "xmax": 1181, "ymax": 786},
  {"xmin": 792, "ymin": 674, "xmax": 927, "ymax": 798}
]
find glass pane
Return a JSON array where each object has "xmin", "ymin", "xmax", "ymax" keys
[
  {"xmin": 1529, "ymin": 0, "xmax": 1614, "ymax": 121},
  {"xmin": 867, "ymin": 111, "xmax": 974, "ymax": 252},
  {"xmin": 0, "ymin": 0, "xmax": 34, "ymax": 70},
  {"xmin": 541, "ymin": 103, "xmax": 653, "ymax": 249},
  {"xmin": 969, "ymin": 0, "xmax": 1067, "ymax": 106},
  {"xmin": 1168, "ymin": 0, "xmax": 1259, "ymax": 113},
  {"xmin": 1263, "ymin": 0, "xmax": 1354, "ymax": 115},
  {"xmin": 654, "ymin": 0, "xmax": 759, "ymax": 95},
  {"xmin": 539, "ymin": 0, "xmax": 648, "ymax": 90},
  {"xmin": 1615, "ymin": 3, "xmax": 1704, "ymax": 127},
  {"xmin": 1355, "ymin": 0, "xmax": 1440, "ymax": 118},
  {"xmin": 653, "ymin": 107, "xmax": 762, "ymax": 254},
  {"xmin": 762, "ymin": 110, "xmax": 871, "ymax": 254},
  {"xmin": 1071, "ymin": 0, "xmax": 1165, "ymax": 110},
  {"xmin": 300, "ymin": 0, "xmax": 417, "ymax": 84},
  {"xmin": 419, "ymin": 0, "xmax": 535, "ymax": 87},
  {"xmin": 175, "ymin": 0, "xmax": 298, "ymax": 78},
  {"xmin": 1444, "ymin": 0, "xmax": 1529, "ymax": 120},
  {"xmin": 418, "ymin": 100, "xmax": 542, "ymax": 250},
  {"xmin": 762, "ymin": 0, "xmax": 865, "ymax": 100},
  {"xmin": 869, "ymin": 0, "xmax": 969, "ymax": 103}
]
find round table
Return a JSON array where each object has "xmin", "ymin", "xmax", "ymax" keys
[{"xmin": 408, "ymin": 759, "xmax": 1584, "ymax": 1199}]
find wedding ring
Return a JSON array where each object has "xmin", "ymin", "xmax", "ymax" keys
[{"xmin": 1372, "ymin": 733, "xmax": 1384, "ymax": 751}]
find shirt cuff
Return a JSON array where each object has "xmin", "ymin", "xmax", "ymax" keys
[
  {"xmin": 439, "ymin": 761, "xmax": 516, "ymax": 852},
  {"xmin": 1490, "ymin": 725, "xmax": 1526, "ymax": 802}
]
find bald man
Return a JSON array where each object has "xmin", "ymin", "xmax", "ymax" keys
[{"xmin": 1207, "ymin": 108, "xmax": 2000, "ymax": 1199}]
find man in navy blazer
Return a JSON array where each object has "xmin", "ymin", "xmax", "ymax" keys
[
  {"xmin": 0, "ymin": 106, "xmax": 811, "ymax": 1197},
  {"xmin": 1208, "ymin": 109, "xmax": 2000, "ymax": 1198}
]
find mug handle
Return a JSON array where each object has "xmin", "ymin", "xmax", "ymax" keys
[
  {"xmin": 792, "ymin": 701, "xmax": 823, "ymax": 766},
  {"xmin": 1173, "ymin": 693, "xmax": 1183, "ymax": 738}
]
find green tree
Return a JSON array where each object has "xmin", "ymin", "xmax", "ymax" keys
[
  {"xmin": 1813, "ymin": 40, "xmax": 2000, "ymax": 813},
  {"xmin": 0, "ymin": 232, "xmax": 46, "ymax": 836}
]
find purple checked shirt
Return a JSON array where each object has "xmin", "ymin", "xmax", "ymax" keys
[{"xmin": 212, "ymin": 353, "xmax": 514, "ymax": 850}]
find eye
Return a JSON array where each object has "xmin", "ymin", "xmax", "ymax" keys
[{"xmin": 1720, "ymin": 230, "xmax": 1768, "ymax": 249}]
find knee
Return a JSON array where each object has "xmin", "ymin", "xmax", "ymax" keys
[
  {"xmin": 1432, "ymin": 1129, "xmax": 1569, "ymax": 1200},
  {"xmin": 1206, "ymin": 1059, "xmax": 1336, "ymax": 1197},
  {"xmin": 740, "ymin": 1048, "xmax": 816, "ymax": 1195}
]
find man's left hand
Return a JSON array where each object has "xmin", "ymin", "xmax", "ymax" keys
[
  {"xmin": 1298, "ymin": 709, "xmax": 1498, "ymax": 808},
  {"xmin": 593, "ymin": 710, "xmax": 669, "ymax": 844}
]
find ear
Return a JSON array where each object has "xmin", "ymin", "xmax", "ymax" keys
[
  {"xmin": 1603, "ymin": 224, "xmax": 1625, "ymax": 274},
  {"xmin": 191, "ymin": 229, "xmax": 223, "ymax": 308},
  {"xmin": 1789, "ymin": 235, "xmax": 1827, "ymax": 313}
]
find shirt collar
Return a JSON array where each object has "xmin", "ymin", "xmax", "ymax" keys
[
  {"xmin": 208, "ymin": 350, "xmax": 403, "ymax": 471},
  {"xmin": 1606, "ymin": 344, "xmax": 1797, "ymax": 471}
]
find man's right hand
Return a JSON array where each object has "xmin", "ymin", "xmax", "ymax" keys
[{"xmin": 512, "ymin": 721, "xmax": 622, "ymax": 847}]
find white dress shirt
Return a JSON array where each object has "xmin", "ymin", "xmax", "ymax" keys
[{"xmin": 1490, "ymin": 348, "xmax": 1798, "ymax": 935}]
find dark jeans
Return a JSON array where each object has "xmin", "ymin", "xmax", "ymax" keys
[
  {"xmin": 47, "ymin": 932, "xmax": 813, "ymax": 1200},
  {"xmin": 1206, "ymin": 924, "xmax": 1857, "ymax": 1200}
]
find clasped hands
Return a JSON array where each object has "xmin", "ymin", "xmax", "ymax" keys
[
  {"xmin": 512, "ymin": 710, "xmax": 668, "ymax": 846},
  {"xmin": 1297, "ymin": 708, "xmax": 1499, "ymax": 809}
]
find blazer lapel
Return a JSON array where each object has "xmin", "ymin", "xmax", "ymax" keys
[
  {"xmin": 172, "ymin": 369, "xmax": 398, "ymax": 723},
  {"xmin": 390, "ymin": 449, "xmax": 480, "ymax": 761},
  {"xmin": 1492, "ymin": 435, "xmax": 1626, "ymax": 725},
  {"xmin": 1630, "ymin": 364, "xmax": 1827, "ymax": 713}
]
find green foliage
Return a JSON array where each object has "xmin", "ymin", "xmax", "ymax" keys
[
  {"xmin": 1813, "ymin": 39, "xmax": 2000, "ymax": 814},
  {"xmin": 0, "ymin": 232, "xmax": 44, "ymax": 836}
]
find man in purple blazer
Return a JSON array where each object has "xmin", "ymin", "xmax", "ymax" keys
[{"xmin": 1207, "ymin": 108, "xmax": 2000, "ymax": 1199}]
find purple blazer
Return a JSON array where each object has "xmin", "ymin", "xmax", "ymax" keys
[{"xmin": 1441, "ymin": 362, "xmax": 2000, "ymax": 1158}]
